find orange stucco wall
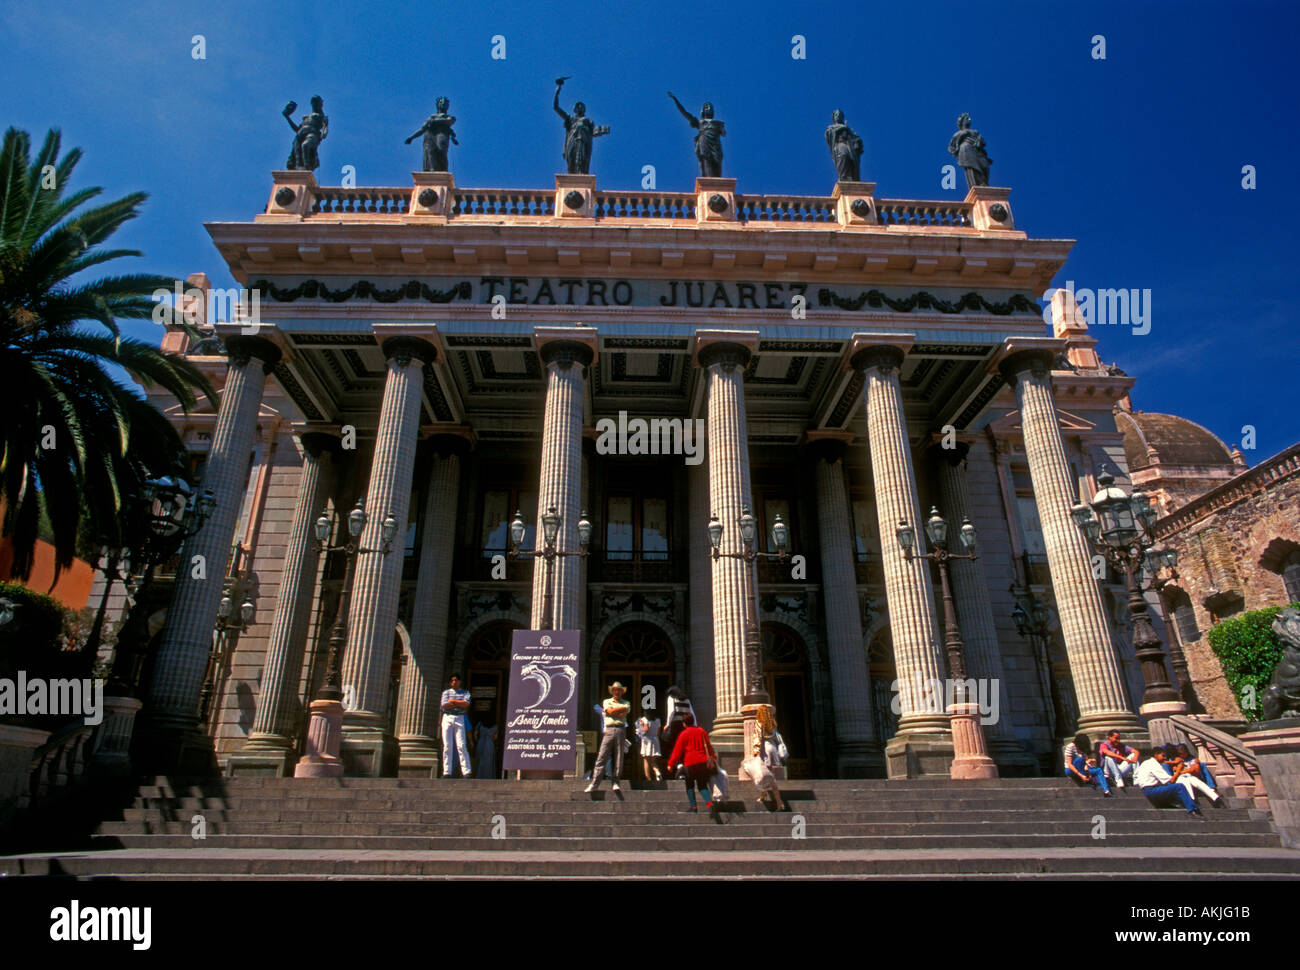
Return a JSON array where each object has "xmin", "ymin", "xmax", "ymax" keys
[{"xmin": 0, "ymin": 537, "xmax": 94, "ymax": 610}]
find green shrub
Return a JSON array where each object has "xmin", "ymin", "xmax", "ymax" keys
[
  {"xmin": 1207, "ymin": 602, "xmax": 1300, "ymax": 720},
  {"xmin": 0, "ymin": 582, "xmax": 96, "ymax": 727}
]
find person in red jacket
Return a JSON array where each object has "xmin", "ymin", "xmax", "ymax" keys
[{"xmin": 665, "ymin": 712, "xmax": 718, "ymax": 814}]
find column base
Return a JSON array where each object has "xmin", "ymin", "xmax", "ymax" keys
[
  {"xmin": 1076, "ymin": 709, "xmax": 1149, "ymax": 749},
  {"xmin": 227, "ymin": 738, "xmax": 297, "ymax": 778},
  {"xmin": 397, "ymin": 736, "xmax": 441, "ymax": 778},
  {"xmin": 987, "ymin": 737, "xmax": 1041, "ymax": 777},
  {"xmin": 884, "ymin": 734, "xmax": 955, "ymax": 779},
  {"xmin": 709, "ymin": 711, "xmax": 748, "ymax": 775},
  {"xmin": 835, "ymin": 741, "xmax": 888, "ymax": 778},
  {"xmin": 1140, "ymin": 700, "xmax": 1191, "ymax": 717},
  {"xmin": 133, "ymin": 712, "xmax": 219, "ymax": 777},
  {"xmin": 339, "ymin": 723, "xmax": 399, "ymax": 777}
]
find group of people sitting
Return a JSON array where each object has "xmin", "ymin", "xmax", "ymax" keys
[
  {"xmin": 1064, "ymin": 729, "xmax": 1223, "ymax": 817},
  {"xmin": 584, "ymin": 682, "xmax": 788, "ymax": 816}
]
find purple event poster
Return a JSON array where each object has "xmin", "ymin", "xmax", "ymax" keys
[{"xmin": 501, "ymin": 629, "xmax": 580, "ymax": 772}]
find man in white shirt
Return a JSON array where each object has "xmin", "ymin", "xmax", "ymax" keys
[
  {"xmin": 1134, "ymin": 746, "xmax": 1220, "ymax": 816},
  {"xmin": 439, "ymin": 674, "xmax": 473, "ymax": 778},
  {"xmin": 584, "ymin": 682, "xmax": 631, "ymax": 793}
]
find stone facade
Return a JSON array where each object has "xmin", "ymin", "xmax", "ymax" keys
[{"xmin": 86, "ymin": 174, "xmax": 1253, "ymax": 780}]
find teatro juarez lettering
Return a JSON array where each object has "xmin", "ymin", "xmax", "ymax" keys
[{"xmin": 478, "ymin": 276, "xmax": 809, "ymax": 308}]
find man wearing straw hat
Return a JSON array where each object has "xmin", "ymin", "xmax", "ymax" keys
[{"xmin": 584, "ymin": 681, "xmax": 631, "ymax": 793}]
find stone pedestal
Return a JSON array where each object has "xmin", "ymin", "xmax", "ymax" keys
[
  {"xmin": 408, "ymin": 171, "xmax": 456, "ymax": 220},
  {"xmin": 0, "ymin": 724, "xmax": 49, "ymax": 828},
  {"xmin": 833, "ymin": 181, "xmax": 876, "ymax": 227},
  {"xmin": 966, "ymin": 185, "xmax": 1017, "ymax": 231},
  {"xmin": 264, "ymin": 169, "xmax": 317, "ymax": 219},
  {"xmin": 554, "ymin": 173, "xmax": 596, "ymax": 220},
  {"xmin": 948, "ymin": 702, "xmax": 999, "ymax": 780},
  {"xmin": 90, "ymin": 696, "xmax": 143, "ymax": 778},
  {"xmin": 695, "ymin": 177, "xmax": 737, "ymax": 223},
  {"xmin": 293, "ymin": 700, "xmax": 345, "ymax": 778},
  {"xmin": 1240, "ymin": 719, "xmax": 1300, "ymax": 849}
]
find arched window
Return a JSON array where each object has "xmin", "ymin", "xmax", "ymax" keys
[{"xmin": 1284, "ymin": 552, "xmax": 1300, "ymax": 604}]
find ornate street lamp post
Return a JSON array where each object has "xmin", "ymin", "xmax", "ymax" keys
[
  {"xmin": 896, "ymin": 507, "xmax": 998, "ymax": 780},
  {"xmin": 106, "ymin": 475, "xmax": 217, "ymax": 696},
  {"xmin": 92, "ymin": 473, "xmax": 215, "ymax": 777},
  {"xmin": 707, "ymin": 507, "xmax": 790, "ymax": 708},
  {"xmin": 199, "ymin": 546, "xmax": 255, "ymax": 728},
  {"xmin": 507, "ymin": 505, "xmax": 591, "ymax": 630},
  {"xmin": 1070, "ymin": 467, "xmax": 1185, "ymax": 716},
  {"xmin": 294, "ymin": 499, "xmax": 397, "ymax": 778}
]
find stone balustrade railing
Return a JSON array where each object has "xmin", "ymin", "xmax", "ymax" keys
[
  {"xmin": 26, "ymin": 720, "xmax": 100, "ymax": 812},
  {"xmin": 1153, "ymin": 443, "xmax": 1300, "ymax": 539},
  {"xmin": 265, "ymin": 173, "xmax": 1007, "ymax": 233},
  {"xmin": 1168, "ymin": 714, "xmax": 1268, "ymax": 809}
]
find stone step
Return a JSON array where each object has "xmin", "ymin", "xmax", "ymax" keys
[
  {"xmin": 99, "ymin": 816, "xmax": 1274, "ymax": 836},
  {"xmin": 115, "ymin": 805, "xmax": 1259, "ymax": 826},
  {"xmin": 5, "ymin": 847, "xmax": 1299, "ymax": 879},
  {"xmin": 88, "ymin": 831, "xmax": 1284, "ymax": 851}
]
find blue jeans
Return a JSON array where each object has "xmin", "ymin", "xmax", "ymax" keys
[
  {"xmin": 1065, "ymin": 756, "xmax": 1111, "ymax": 794},
  {"xmin": 1142, "ymin": 782, "xmax": 1198, "ymax": 812}
]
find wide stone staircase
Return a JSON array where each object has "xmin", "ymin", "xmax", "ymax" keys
[{"xmin": 3, "ymin": 776, "xmax": 1300, "ymax": 879}]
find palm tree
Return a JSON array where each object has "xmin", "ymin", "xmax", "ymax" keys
[{"xmin": 0, "ymin": 127, "xmax": 216, "ymax": 580}]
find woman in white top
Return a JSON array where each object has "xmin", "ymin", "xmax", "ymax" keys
[{"xmin": 636, "ymin": 713, "xmax": 663, "ymax": 781}]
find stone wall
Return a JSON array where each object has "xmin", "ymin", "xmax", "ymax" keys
[{"xmin": 1154, "ymin": 445, "xmax": 1300, "ymax": 719}]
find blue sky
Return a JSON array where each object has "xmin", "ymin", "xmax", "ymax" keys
[{"xmin": 5, "ymin": 0, "xmax": 1297, "ymax": 460}]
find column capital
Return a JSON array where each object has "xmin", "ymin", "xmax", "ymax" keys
[
  {"xmin": 992, "ymin": 337, "xmax": 1066, "ymax": 386},
  {"xmin": 925, "ymin": 434, "xmax": 972, "ymax": 466},
  {"xmin": 803, "ymin": 429, "xmax": 856, "ymax": 463},
  {"xmin": 694, "ymin": 329, "xmax": 758, "ymax": 369},
  {"xmin": 379, "ymin": 335, "xmax": 439, "ymax": 367},
  {"xmin": 536, "ymin": 326, "xmax": 597, "ymax": 368},
  {"xmin": 216, "ymin": 331, "xmax": 286, "ymax": 373},
  {"xmin": 418, "ymin": 425, "xmax": 475, "ymax": 458},
  {"xmin": 847, "ymin": 333, "xmax": 914, "ymax": 376},
  {"xmin": 298, "ymin": 429, "xmax": 343, "ymax": 459},
  {"xmin": 373, "ymin": 323, "xmax": 443, "ymax": 366}
]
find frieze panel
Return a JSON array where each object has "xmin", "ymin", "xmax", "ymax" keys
[
  {"xmin": 759, "ymin": 592, "xmax": 809, "ymax": 625},
  {"xmin": 466, "ymin": 590, "xmax": 530, "ymax": 620},
  {"xmin": 597, "ymin": 591, "xmax": 675, "ymax": 625},
  {"xmin": 818, "ymin": 288, "xmax": 1040, "ymax": 316},
  {"xmin": 252, "ymin": 278, "xmax": 472, "ymax": 304},
  {"xmin": 272, "ymin": 362, "xmax": 323, "ymax": 421}
]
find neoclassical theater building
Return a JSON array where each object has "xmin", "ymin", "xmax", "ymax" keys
[{"xmin": 113, "ymin": 168, "xmax": 1214, "ymax": 780}]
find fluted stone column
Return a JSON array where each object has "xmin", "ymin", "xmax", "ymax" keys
[
  {"xmin": 851, "ymin": 341, "xmax": 952, "ymax": 777},
  {"xmin": 144, "ymin": 335, "xmax": 281, "ymax": 773},
  {"xmin": 687, "ymin": 458, "xmax": 717, "ymax": 727},
  {"xmin": 998, "ymin": 344, "xmax": 1141, "ymax": 738},
  {"xmin": 339, "ymin": 336, "xmax": 438, "ymax": 776},
  {"xmin": 530, "ymin": 337, "xmax": 593, "ymax": 632},
  {"xmin": 931, "ymin": 441, "xmax": 1037, "ymax": 772},
  {"xmin": 230, "ymin": 431, "xmax": 339, "ymax": 775},
  {"xmin": 396, "ymin": 435, "xmax": 466, "ymax": 775},
  {"xmin": 699, "ymin": 338, "xmax": 759, "ymax": 756},
  {"xmin": 809, "ymin": 435, "xmax": 882, "ymax": 776}
]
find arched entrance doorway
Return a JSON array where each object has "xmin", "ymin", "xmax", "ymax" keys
[
  {"xmin": 600, "ymin": 622, "xmax": 675, "ymax": 781},
  {"xmin": 464, "ymin": 620, "xmax": 520, "ymax": 732},
  {"xmin": 761, "ymin": 622, "xmax": 814, "ymax": 778}
]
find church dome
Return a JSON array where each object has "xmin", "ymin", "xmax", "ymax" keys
[{"xmin": 1117, "ymin": 410, "xmax": 1236, "ymax": 471}]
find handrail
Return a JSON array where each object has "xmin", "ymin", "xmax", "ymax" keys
[
  {"xmin": 27, "ymin": 719, "xmax": 99, "ymax": 808},
  {"xmin": 1168, "ymin": 714, "xmax": 1268, "ymax": 809}
]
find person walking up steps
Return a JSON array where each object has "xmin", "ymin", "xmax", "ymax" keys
[{"xmin": 666, "ymin": 711, "xmax": 719, "ymax": 816}]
